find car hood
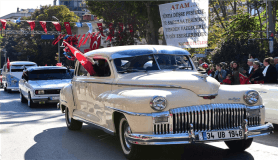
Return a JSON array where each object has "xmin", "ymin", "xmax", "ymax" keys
[
  {"xmin": 28, "ymin": 79, "xmax": 71, "ymax": 89},
  {"xmin": 116, "ymin": 71, "xmax": 220, "ymax": 95}
]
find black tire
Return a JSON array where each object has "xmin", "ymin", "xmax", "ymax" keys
[
  {"xmin": 225, "ymin": 138, "xmax": 253, "ymax": 152},
  {"xmin": 65, "ymin": 107, "xmax": 82, "ymax": 130},
  {"xmin": 4, "ymin": 85, "xmax": 7, "ymax": 92},
  {"xmin": 20, "ymin": 91, "xmax": 27, "ymax": 103},
  {"xmin": 27, "ymin": 93, "xmax": 35, "ymax": 108},
  {"xmin": 7, "ymin": 89, "xmax": 12, "ymax": 93},
  {"xmin": 119, "ymin": 116, "xmax": 141, "ymax": 160}
]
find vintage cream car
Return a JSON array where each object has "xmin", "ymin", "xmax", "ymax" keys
[{"xmin": 58, "ymin": 45, "xmax": 274, "ymax": 159}]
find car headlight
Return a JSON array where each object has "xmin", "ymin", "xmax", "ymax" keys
[
  {"xmin": 150, "ymin": 96, "xmax": 167, "ymax": 111},
  {"xmin": 35, "ymin": 90, "xmax": 44, "ymax": 95},
  {"xmin": 243, "ymin": 90, "xmax": 259, "ymax": 105}
]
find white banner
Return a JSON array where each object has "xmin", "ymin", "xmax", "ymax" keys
[{"xmin": 159, "ymin": 0, "xmax": 208, "ymax": 48}]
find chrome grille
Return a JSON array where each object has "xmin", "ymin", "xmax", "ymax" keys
[
  {"xmin": 170, "ymin": 104, "xmax": 259, "ymax": 134},
  {"xmin": 153, "ymin": 123, "xmax": 170, "ymax": 134},
  {"xmin": 44, "ymin": 89, "xmax": 60, "ymax": 94}
]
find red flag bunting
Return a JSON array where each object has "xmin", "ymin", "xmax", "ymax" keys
[
  {"xmin": 118, "ymin": 22, "xmax": 123, "ymax": 40},
  {"xmin": 78, "ymin": 34, "xmax": 86, "ymax": 48},
  {"xmin": 63, "ymin": 41, "xmax": 96, "ymax": 75},
  {"xmin": 77, "ymin": 34, "xmax": 81, "ymax": 39},
  {"xmin": 27, "ymin": 21, "xmax": 35, "ymax": 31},
  {"xmin": 82, "ymin": 33, "xmax": 91, "ymax": 46},
  {"xmin": 64, "ymin": 22, "xmax": 72, "ymax": 35},
  {"xmin": 56, "ymin": 63, "xmax": 62, "ymax": 66},
  {"xmin": 97, "ymin": 23, "xmax": 105, "ymax": 37},
  {"xmin": 52, "ymin": 22, "xmax": 61, "ymax": 32},
  {"xmin": 39, "ymin": 21, "xmax": 47, "ymax": 33},
  {"xmin": 106, "ymin": 23, "xmax": 114, "ymax": 41},
  {"xmin": 52, "ymin": 34, "xmax": 65, "ymax": 45},
  {"xmin": 0, "ymin": 19, "xmax": 7, "ymax": 29},
  {"xmin": 7, "ymin": 58, "xmax": 10, "ymax": 70},
  {"xmin": 239, "ymin": 73, "xmax": 251, "ymax": 84}
]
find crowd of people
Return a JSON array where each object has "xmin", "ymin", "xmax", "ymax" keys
[{"xmin": 198, "ymin": 56, "xmax": 278, "ymax": 85}]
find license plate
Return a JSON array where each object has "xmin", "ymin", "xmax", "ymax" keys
[
  {"xmin": 202, "ymin": 130, "xmax": 243, "ymax": 141},
  {"xmin": 51, "ymin": 97, "xmax": 59, "ymax": 100}
]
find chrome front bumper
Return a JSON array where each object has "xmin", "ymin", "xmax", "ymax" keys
[
  {"xmin": 31, "ymin": 96, "xmax": 60, "ymax": 103},
  {"xmin": 126, "ymin": 122, "xmax": 274, "ymax": 145}
]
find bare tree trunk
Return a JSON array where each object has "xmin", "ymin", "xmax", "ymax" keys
[
  {"xmin": 145, "ymin": 2, "xmax": 157, "ymax": 44},
  {"xmin": 234, "ymin": 0, "xmax": 236, "ymax": 14},
  {"xmin": 212, "ymin": 4, "xmax": 226, "ymax": 31},
  {"xmin": 218, "ymin": 0, "xmax": 226, "ymax": 18}
]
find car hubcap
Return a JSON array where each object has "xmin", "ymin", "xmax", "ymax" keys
[{"xmin": 123, "ymin": 122, "xmax": 132, "ymax": 150}]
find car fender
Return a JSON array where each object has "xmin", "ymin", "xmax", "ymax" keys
[{"xmin": 60, "ymin": 83, "xmax": 75, "ymax": 116}]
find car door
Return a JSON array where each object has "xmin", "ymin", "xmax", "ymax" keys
[
  {"xmin": 72, "ymin": 62, "xmax": 89, "ymax": 119},
  {"xmin": 85, "ymin": 57, "xmax": 114, "ymax": 127}
]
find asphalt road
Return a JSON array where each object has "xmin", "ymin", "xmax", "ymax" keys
[{"xmin": 0, "ymin": 88, "xmax": 278, "ymax": 160}]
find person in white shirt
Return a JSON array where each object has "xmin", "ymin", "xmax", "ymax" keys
[
  {"xmin": 244, "ymin": 58, "xmax": 254, "ymax": 77},
  {"xmin": 262, "ymin": 58, "xmax": 277, "ymax": 83}
]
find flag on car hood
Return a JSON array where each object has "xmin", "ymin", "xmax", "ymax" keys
[
  {"xmin": 7, "ymin": 58, "xmax": 10, "ymax": 70},
  {"xmin": 63, "ymin": 41, "xmax": 96, "ymax": 75}
]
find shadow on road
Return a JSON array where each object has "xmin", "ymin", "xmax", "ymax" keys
[
  {"xmin": 252, "ymin": 123, "xmax": 278, "ymax": 148},
  {"xmin": 24, "ymin": 124, "xmax": 254, "ymax": 160}
]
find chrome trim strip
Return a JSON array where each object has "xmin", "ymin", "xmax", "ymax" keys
[
  {"xmin": 198, "ymin": 94, "xmax": 218, "ymax": 97},
  {"xmin": 60, "ymin": 99, "xmax": 67, "ymax": 103},
  {"xmin": 126, "ymin": 123, "xmax": 273, "ymax": 145},
  {"xmin": 117, "ymin": 83, "xmax": 182, "ymax": 88},
  {"xmin": 72, "ymin": 116, "xmax": 114, "ymax": 135},
  {"xmin": 106, "ymin": 106, "xmax": 170, "ymax": 117}
]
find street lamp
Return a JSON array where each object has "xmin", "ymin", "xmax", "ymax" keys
[{"xmin": 52, "ymin": 16, "xmax": 60, "ymax": 63}]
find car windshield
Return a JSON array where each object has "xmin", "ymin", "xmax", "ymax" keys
[
  {"xmin": 28, "ymin": 69, "xmax": 72, "ymax": 80},
  {"xmin": 114, "ymin": 54, "xmax": 193, "ymax": 73},
  {"xmin": 10, "ymin": 65, "xmax": 36, "ymax": 72}
]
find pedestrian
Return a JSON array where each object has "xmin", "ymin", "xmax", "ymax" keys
[
  {"xmin": 207, "ymin": 64, "xmax": 215, "ymax": 77},
  {"xmin": 262, "ymin": 57, "xmax": 277, "ymax": 84},
  {"xmin": 214, "ymin": 63, "xmax": 227, "ymax": 83},
  {"xmin": 274, "ymin": 57, "xmax": 278, "ymax": 73},
  {"xmin": 226, "ymin": 61, "xmax": 234, "ymax": 75},
  {"xmin": 243, "ymin": 58, "xmax": 254, "ymax": 77},
  {"xmin": 231, "ymin": 61, "xmax": 241, "ymax": 85},
  {"xmin": 249, "ymin": 61, "xmax": 264, "ymax": 84},
  {"xmin": 222, "ymin": 74, "xmax": 232, "ymax": 84},
  {"xmin": 269, "ymin": 57, "xmax": 275, "ymax": 65}
]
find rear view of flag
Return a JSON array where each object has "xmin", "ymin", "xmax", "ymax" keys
[
  {"xmin": 52, "ymin": 22, "xmax": 61, "ymax": 32},
  {"xmin": 63, "ymin": 41, "xmax": 96, "ymax": 75},
  {"xmin": 7, "ymin": 57, "xmax": 10, "ymax": 70},
  {"xmin": 27, "ymin": 21, "xmax": 35, "ymax": 31},
  {"xmin": 40, "ymin": 21, "xmax": 47, "ymax": 34},
  {"xmin": 0, "ymin": 19, "xmax": 7, "ymax": 29},
  {"xmin": 64, "ymin": 22, "xmax": 72, "ymax": 35}
]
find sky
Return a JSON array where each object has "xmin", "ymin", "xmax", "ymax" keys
[{"xmin": 0, "ymin": 0, "xmax": 56, "ymax": 18}]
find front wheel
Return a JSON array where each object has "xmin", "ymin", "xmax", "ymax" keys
[
  {"xmin": 225, "ymin": 138, "xmax": 253, "ymax": 152},
  {"xmin": 28, "ymin": 93, "xmax": 35, "ymax": 108},
  {"xmin": 20, "ymin": 91, "xmax": 27, "ymax": 103},
  {"xmin": 4, "ymin": 85, "xmax": 7, "ymax": 92},
  {"xmin": 65, "ymin": 107, "xmax": 82, "ymax": 130},
  {"xmin": 119, "ymin": 116, "xmax": 141, "ymax": 159}
]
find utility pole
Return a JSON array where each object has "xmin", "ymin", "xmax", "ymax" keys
[
  {"xmin": 268, "ymin": 1, "xmax": 275, "ymax": 53},
  {"xmin": 52, "ymin": 16, "xmax": 60, "ymax": 63}
]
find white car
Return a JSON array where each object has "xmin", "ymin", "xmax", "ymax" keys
[
  {"xmin": 19, "ymin": 66, "xmax": 72, "ymax": 108},
  {"xmin": 58, "ymin": 45, "xmax": 273, "ymax": 159}
]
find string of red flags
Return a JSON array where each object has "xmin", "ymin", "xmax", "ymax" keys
[
  {"xmin": 39, "ymin": 21, "xmax": 47, "ymax": 34},
  {"xmin": 0, "ymin": 19, "xmax": 7, "ymax": 29},
  {"xmin": 27, "ymin": 21, "xmax": 35, "ymax": 31},
  {"xmin": 52, "ymin": 22, "xmax": 61, "ymax": 32},
  {"xmin": 118, "ymin": 23, "xmax": 124, "ymax": 40}
]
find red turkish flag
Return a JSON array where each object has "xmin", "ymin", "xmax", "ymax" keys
[
  {"xmin": 92, "ymin": 35, "xmax": 101, "ymax": 50},
  {"xmin": 0, "ymin": 19, "xmax": 7, "ymax": 29},
  {"xmin": 56, "ymin": 63, "xmax": 62, "ymax": 66},
  {"xmin": 239, "ymin": 73, "xmax": 251, "ymax": 84},
  {"xmin": 64, "ymin": 22, "xmax": 72, "ymax": 35},
  {"xmin": 97, "ymin": 23, "xmax": 105, "ymax": 37},
  {"xmin": 78, "ymin": 34, "xmax": 86, "ymax": 48},
  {"xmin": 128, "ymin": 23, "xmax": 134, "ymax": 37},
  {"xmin": 63, "ymin": 41, "xmax": 96, "ymax": 75},
  {"xmin": 45, "ymin": 64, "xmax": 47, "ymax": 66},
  {"xmin": 106, "ymin": 23, "xmax": 114, "ymax": 41},
  {"xmin": 27, "ymin": 21, "xmax": 35, "ymax": 31},
  {"xmin": 39, "ymin": 21, "xmax": 47, "ymax": 33},
  {"xmin": 52, "ymin": 34, "xmax": 65, "ymax": 45},
  {"xmin": 82, "ymin": 33, "xmax": 91, "ymax": 45},
  {"xmin": 77, "ymin": 34, "xmax": 81, "ymax": 39},
  {"xmin": 7, "ymin": 58, "xmax": 10, "ymax": 70},
  {"xmin": 52, "ymin": 22, "xmax": 61, "ymax": 32}
]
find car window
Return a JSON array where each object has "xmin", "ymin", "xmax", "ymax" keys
[
  {"xmin": 77, "ymin": 62, "xmax": 88, "ymax": 76},
  {"xmin": 11, "ymin": 65, "xmax": 25, "ymax": 72},
  {"xmin": 91, "ymin": 58, "xmax": 111, "ymax": 77},
  {"xmin": 28, "ymin": 69, "xmax": 72, "ymax": 80},
  {"xmin": 155, "ymin": 54, "xmax": 193, "ymax": 70}
]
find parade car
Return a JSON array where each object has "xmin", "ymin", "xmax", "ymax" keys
[
  {"xmin": 19, "ymin": 66, "xmax": 72, "ymax": 108},
  {"xmin": 58, "ymin": 45, "xmax": 274, "ymax": 159},
  {"xmin": 2, "ymin": 61, "xmax": 37, "ymax": 92}
]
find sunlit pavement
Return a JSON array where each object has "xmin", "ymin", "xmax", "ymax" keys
[{"xmin": 0, "ymin": 88, "xmax": 277, "ymax": 160}]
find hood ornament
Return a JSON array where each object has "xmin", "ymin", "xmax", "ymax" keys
[{"xmin": 193, "ymin": 74, "xmax": 208, "ymax": 82}]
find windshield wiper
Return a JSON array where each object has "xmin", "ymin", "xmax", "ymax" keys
[{"xmin": 173, "ymin": 66, "xmax": 191, "ymax": 71}]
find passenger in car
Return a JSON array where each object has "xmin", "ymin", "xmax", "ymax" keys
[{"xmin": 93, "ymin": 60, "xmax": 111, "ymax": 77}]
